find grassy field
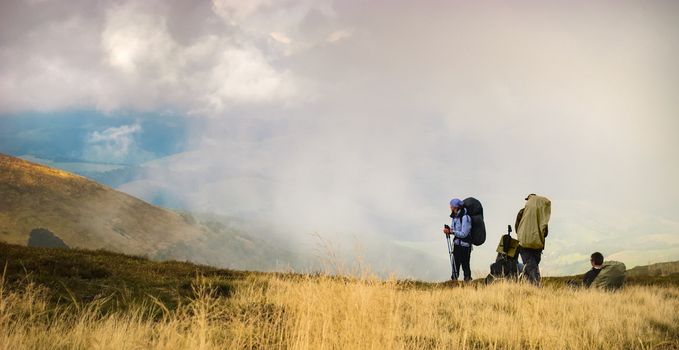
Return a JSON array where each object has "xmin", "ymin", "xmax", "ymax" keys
[{"xmin": 1, "ymin": 243, "xmax": 679, "ymax": 349}]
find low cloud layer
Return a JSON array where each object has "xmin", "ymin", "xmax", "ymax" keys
[
  {"xmin": 2, "ymin": 0, "xmax": 678, "ymax": 278},
  {"xmin": 84, "ymin": 123, "xmax": 152, "ymax": 164}
]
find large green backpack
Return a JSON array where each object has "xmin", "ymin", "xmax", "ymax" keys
[{"xmin": 591, "ymin": 261, "xmax": 626, "ymax": 290}]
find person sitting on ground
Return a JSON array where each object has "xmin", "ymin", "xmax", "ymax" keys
[{"xmin": 583, "ymin": 252, "xmax": 604, "ymax": 288}]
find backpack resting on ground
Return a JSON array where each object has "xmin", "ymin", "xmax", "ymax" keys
[
  {"xmin": 489, "ymin": 234, "xmax": 520, "ymax": 279},
  {"xmin": 496, "ymin": 233, "xmax": 519, "ymax": 258}
]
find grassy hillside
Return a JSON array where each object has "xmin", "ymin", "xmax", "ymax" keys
[
  {"xmin": 0, "ymin": 242, "xmax": 250, "ymax": 311},
  {"xmin": 2, "ymin": 242, "xmax": 679, "ymax": 311},
  {"xmin": 1, "ymin": 243, "xmax": 678, "ymax": 349},
  {"xmin": 0, "ymin": 153, "xmax": 204, "ymax": 254}
]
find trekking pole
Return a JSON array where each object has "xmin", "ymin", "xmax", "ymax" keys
[{"xmin": 445, "ymin": 228, "xmax": 458, "ymax": 280}]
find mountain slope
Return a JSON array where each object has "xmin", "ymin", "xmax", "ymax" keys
[
  {"xmin": 0, "ymin": 153, "xmax": 307, "ymax": 271},
  {"xmin": 0, "ymin": 153, "xmax": 205, "ymax": 256}
]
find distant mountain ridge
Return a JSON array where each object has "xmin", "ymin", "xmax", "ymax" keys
[{"xmin": 627, "ymin": 261, "xmax": 679, "ymax": 277}]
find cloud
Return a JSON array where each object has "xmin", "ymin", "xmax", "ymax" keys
[
  {"xmin": 211, "ymin": 0, "xmax": 334, "ymax": 37},
  {"xmin": 98, "ymin": 1, "xmax": 301, "ymax": 112},
  {"xmin": 270, "ymin": 32, "xmax": 292, "ymax": 45},
  {"xmin": 84, "ymin": 123, "xmax": 145, "ymax": 164},
  {"xmin": 210, "ymin": 0, "xmax": 271, "ymax": 26},
  {"xmin": 101, "ymin": 3, "xmax": 174, "ymax": 75},
  {"xmin": 325, "ymin": 28, "xmax": 353, "ymax": 43},
  {"xmin": 0, "ymin": 0, "xmax": 329, "ymax": 114}
]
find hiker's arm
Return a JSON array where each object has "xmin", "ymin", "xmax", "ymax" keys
[{"xmin": 454, "ymin": 215, "xmax": 472, "ymax": 238}]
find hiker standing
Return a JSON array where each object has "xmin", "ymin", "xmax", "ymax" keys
[
  {"xmin": 443, "ymin": 198, "xmax": 473, "ymax": 281},
  {"xmin": 516, "ymin": 194, "xmax": 551, "ymax": 286}
]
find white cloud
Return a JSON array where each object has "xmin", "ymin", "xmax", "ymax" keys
[
  {"xmin": 0, "ymin": 0, "xmax": 322, "ymax": 114},
  {"xmin": 102, "ymin": 3, "xmax": 175, "ymax": 75},
  {"xmin": 211, "ymin": 0, "xmax": 271, "ymax": 26},
  {"xmin": 211, "ymin": 0, "xmax": 334, "ymax": 36},
  {"xmin": 200, "ymin": 47, "xmax": 296, "ymax": 111},
  {"xmin": 211, "ymin": 0, "xmax": 338, "ymax": 56},
  {"xmin": 270, "ymin": 32, "xmax": 292, "ymax": 44},
  {"xmin": 85, "ymin": 123, "xmax": 143, "ymax": 164},
  {"xmin": 325, "ymin": 28, "xmax": 353, "ymax": 43},
  {"xmin": 97, "ymin": 1, "xmax": 300, "ymax": 113}
]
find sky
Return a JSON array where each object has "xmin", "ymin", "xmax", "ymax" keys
[{"xmin": 1, "ymin": 0, "xmax": 678, "ymax": 279}]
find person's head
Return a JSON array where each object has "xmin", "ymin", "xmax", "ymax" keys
[
  {"xmin": 449, "ymin": 198, "xmax": 464, "ymax": 215},
  {"xmin": 591, "ymin": 252, "xmax": 604, "ymax": 267}
]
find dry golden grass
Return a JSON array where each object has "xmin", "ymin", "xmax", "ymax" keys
[{"xmin": 2, "ymin": 271, "xmax": 678, "ymax": 350}]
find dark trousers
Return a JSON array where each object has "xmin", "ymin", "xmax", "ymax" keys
[
  {"xmin": 453, "ymin": 244, "xmax": 472, "ymax": 281},
  {"xmin": 520, "ymin": 248, "xmax": 542, "ymax": 286}
]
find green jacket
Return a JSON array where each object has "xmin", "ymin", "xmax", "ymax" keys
[{"xmin": 517, "ymin": 195, "xmax": 551, "ymax": 249}]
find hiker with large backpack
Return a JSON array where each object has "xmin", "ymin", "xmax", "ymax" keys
[
  {"xmin": 443, "ymin": 197, "xmax": 486, "ymax": 281},
  {"xmin": 515, "ymin": 194, "xmax": 551, "ymax": 286},
  {"xmin": 443, "ymin": 198, "xmax": 472, "ymax": 281}
]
